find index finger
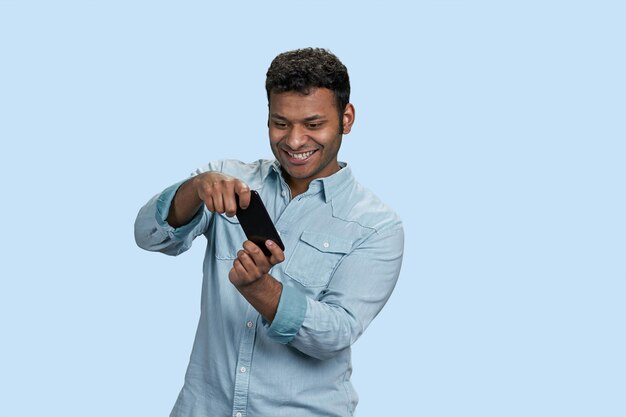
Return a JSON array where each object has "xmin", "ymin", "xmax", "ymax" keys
[{"xmin": 235, "ymin": 181, "xmax": 251, "ymax": 209}]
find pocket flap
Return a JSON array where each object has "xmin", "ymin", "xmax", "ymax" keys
[{"xmin": 299, "ymin": 231, "xmax": 352, "ymax": 254}]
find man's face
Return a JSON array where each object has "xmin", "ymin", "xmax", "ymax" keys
[{"xmin": 268, "ymin": 88, "xmax": 354, "ymax": 193}]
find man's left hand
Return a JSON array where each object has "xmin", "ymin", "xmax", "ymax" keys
[{"xmin": 229, "ymin": 240, "xmax": 285, "ymax": 288}]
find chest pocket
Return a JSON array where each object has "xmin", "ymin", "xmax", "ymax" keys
[
  {"xmin": 213, "ymin": 213, "xmax": 246, "ymax": 260},
  {"xmin": 284, "ymin": 231, "xmax": 353, "ymax": 287}
]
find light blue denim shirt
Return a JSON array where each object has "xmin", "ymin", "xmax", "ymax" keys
[{"xmin": 134, "ymin": 159, "xmax": 404, "ymax": 417}]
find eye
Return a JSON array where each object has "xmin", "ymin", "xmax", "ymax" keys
[
  {"xmin": 273, "ymin": 121, "xmax": 288, "ymax": 129},
  {"xmin": 307, "ymin": 122, "xmax": 322, "ymax": 129}
]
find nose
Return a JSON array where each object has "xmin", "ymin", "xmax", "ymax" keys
[{"xmin": 284, "ymin": 124, "xmax": 308, "ymax": 150}]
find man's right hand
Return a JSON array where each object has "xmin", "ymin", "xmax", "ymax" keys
[
  {"xmin": 192, "ymin": 172, "xmax": 251, "ymax": 217},
  {"xmin": 167, "ymin": 172, "xmax": 251, "ymax": 227}
]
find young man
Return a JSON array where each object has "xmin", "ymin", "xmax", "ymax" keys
[{"xmin": 135, "ymin": 48, "xmax": 404, "ymax": 417}]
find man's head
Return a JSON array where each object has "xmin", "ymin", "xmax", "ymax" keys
[
  {"xmin": 266, "ymin": 48, "xmax": 351, "ymax": 133},
  {"xmin": 265, "ymin": 48, "xmax": 355, "ymax": 196}
]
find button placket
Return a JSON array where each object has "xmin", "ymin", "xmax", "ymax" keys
[{"xmin": 232, "ymin": 311, "xmax": 257, "ymax": 417}]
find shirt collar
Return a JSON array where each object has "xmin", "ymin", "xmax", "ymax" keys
[{"xmin": 269, "ymin": 160, "xmax": 353, "ymax": 203}]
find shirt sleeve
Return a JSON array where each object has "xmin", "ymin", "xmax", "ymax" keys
[
  {"xmin": 134, "ymin": 179, "xmax": 210, "ymax": 256},
  {"xmin": 267, "ymin": 224, "xmax": 404, "ymax": 360},
  {"xmin": 266, "ymin": 284, "xmax": 308, "ymax": 343}
]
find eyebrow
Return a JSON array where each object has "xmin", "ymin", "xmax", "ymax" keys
[
  {"xmin": 303, "ymin": 115, "xmax": 325, "ymax": 122},
  {"xmin": 270, "ymin": 113, "xmax": 326, "ymax": 122}
]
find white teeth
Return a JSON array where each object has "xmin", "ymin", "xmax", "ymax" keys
[{"xmin": 288, "ymin": 150, "xmax": 315, "ymax": 160}]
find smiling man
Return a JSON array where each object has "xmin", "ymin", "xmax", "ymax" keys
[
  {"xmin": 135, "ymin": 48, "xmax": 404, "ymax": 417},
  {"xmin": 269, "ymin": 87, "xmax": 348, "ymax": 196}
]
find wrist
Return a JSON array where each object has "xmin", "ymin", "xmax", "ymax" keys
[{"xmin": 235, "ymin": 272, "xmax": 271, "ymax": 290}]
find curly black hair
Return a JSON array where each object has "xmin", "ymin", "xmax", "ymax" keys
[{"xmin": 266, "ymin": 48, "xmax": 350, "ymax": 131}]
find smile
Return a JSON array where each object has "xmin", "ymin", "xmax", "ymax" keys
[{"xmin": 287, "ymin": 150, "xmax": 316, "ymax": 160}]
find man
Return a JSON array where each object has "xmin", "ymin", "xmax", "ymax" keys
[{"xmin": 135, "ymin": 48, "xmax": 404, "ymax": 417}]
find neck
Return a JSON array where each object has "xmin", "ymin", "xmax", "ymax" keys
[
  {"xmin": 282, "ymin": 163, "xmax": 343, "ymax": 199},
  {"xmin": 285, "ymin": 177, "xmax": 309, "ymax": 198}
]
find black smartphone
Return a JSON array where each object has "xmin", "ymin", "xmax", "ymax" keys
[{"xmin": 235, "ymin": 190, "xmax": 285, "ymax": 257}]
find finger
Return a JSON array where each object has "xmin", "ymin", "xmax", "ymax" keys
[
  {"xmin": 235, "ymin": 181, "xmax": 251, "ymax": 209},
  {"xmin": 243, "ymin": 240, "xmax": 264, "ymax": 259},
  {"xmin": 237, "ymin": 249, "xmax": 260, "ymax": 277},
  {"xmin": 204, "ymin": 196, "xmax": 215, "ymax": 213},
  {"xmin": 222, "ymin": 180, "xmax": 238, "ymax": 217},
  {"xmin": 211, "ymin": 192, "xmax": 225, "ymax": 214},
  {"xmin": 265, "ymin": 240, "xmax": 285, "ymax": 265},
  {"xmin": 197, "ymin": 182, "xmax": 216, "ymax": 212},
  {"xmin": 230, "ymin": 259, "xmax": 248, "ymax": 285},
  {"xmin": 242, "ymin": 240, "xmax": 271, "ymax": 269}
]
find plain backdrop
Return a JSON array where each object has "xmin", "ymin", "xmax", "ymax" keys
[{"xmin": 0, "ymin": 1, "xmax": 624, "ymax": 416}]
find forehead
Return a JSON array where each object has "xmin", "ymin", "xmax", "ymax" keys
[{"xmin": 269, "ymin": 88, "xmax": 337, "ymax": 118}]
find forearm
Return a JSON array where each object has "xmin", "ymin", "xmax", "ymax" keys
[
  {"xmin": 289, "ymin": 300, "xmax": 361, "ymax": 360},
  {"xmin": 136, "ymin": 163, "xmax": 246, "ymax": 254},
  {"xmin": 267, "ymin": 228, "xmax": 404, "ymax": 360},
  {"xmin": 167, "ymin": 177, "xmax": 203, "ymax": 228},
  {"xmin": 235, "ymin": 273, "xmax": 282, "ymax": 322}
]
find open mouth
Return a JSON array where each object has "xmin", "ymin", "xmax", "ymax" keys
[{"xmin": 285, "ymin": 149, "xmax": 317, "ymax": 162}]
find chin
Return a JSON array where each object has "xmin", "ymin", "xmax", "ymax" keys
[{"xmin": 284, "ymin": 167, "xmax": 311, "ymax": 179}]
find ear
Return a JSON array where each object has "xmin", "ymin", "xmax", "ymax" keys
[{"xmin": 341, "ymin": 103, "xmax": 355, "ymax": 134}]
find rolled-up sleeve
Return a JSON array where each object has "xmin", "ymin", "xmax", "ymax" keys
[
  {"xmin": 273, "ymin": 225, "xmax": 404, "ymax": 360},
  {"xmin": 134, "ymin": 180, "xmax": 209, "ymax": 256},
  {"xmin": 266, "ymin": 284, "xmax": 308, "ymax": 344}
]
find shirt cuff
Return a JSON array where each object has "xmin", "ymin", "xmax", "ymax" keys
[
  {"xmin": 156, "ymin": 179, "xmax": 204, "ymax": 238},
  {"xmin": 266, "ymin": 284, "xmax": 307, "ymax": 344}
]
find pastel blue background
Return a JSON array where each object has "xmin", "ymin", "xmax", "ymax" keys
[{"xmin": 1, "ymin": 1, "xmax": 624, "ymax": 416}]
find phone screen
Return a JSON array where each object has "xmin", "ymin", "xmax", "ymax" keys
[{"xmin": 236, "ymin": 191, "xmax": 285, "ymax": 257}]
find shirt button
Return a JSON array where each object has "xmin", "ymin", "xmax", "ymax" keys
[
  {"xmin": 281, "ymin": 190, "xmax": 286, "ymax": 197},
  {"xmin": 236, "ymin": 413, "xmax": 243, "ymax": 417},
  {"xmin": 246, "ymin": 321, "xmax": 254, "ymax": 328},
  {"xmin": 323, "ymin": 242, "xmax": 330, "ymax": 248},
  {"xmin": 240, "ymin": 366, "xmax": 247, "ymax": 373}
]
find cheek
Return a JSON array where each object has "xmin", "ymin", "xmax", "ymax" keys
[
  {"xmin": 268, "ymin": 135, "xmax": 283, "ymax": 155},
  {"xmin": 268, "ymin": 129, "xmax": 284, "ymax": 144},
  {"xmin": 317, "ymin": 131, "xmax": 341, "ymax": 147}
]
